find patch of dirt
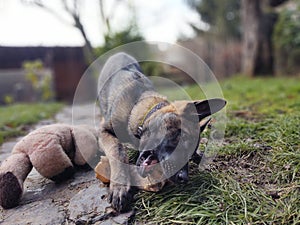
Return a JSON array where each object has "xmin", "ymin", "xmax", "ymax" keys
[
  {"xmin": 203, "ymin": 141, "xmax": 287, "ymax": 200},
  {"xmin": 230, "ymin": 110, "xmax": 263, "ymax": 122},
  {"xmin": 212, "ymin": 150, "xmax": 273, "ymax": 186}
]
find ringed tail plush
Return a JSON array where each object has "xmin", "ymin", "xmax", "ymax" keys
[
  {"xmin": 0, "ymin": 153, "xmax": 32, "ymax": 209},
  {"xmin": 0, "ymin": 124, "xmax": 99, "ymax": 209}
]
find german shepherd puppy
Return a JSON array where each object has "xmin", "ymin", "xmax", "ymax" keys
[{"xmin": 97, "ymin": 53, "xmax": 226, "ymax": 212}]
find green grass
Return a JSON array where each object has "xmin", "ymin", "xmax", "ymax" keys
[
  {"xmin": 0, "ymin": 103, "xmax": 63, "ymax": 145},
  {"xmin": 134, "ymin": 76, "xmax": 300, "ymax": 224}
]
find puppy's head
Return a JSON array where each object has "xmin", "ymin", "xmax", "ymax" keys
[{"xmin": 136, "ymin": 98, "xmax": 226, "ymax": 184}]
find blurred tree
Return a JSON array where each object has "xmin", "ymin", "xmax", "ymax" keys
[
  {"xmin": 22, "ymin": 0, "xmax": 129, "ymax": 64},
  {"xmin": 23, "ymin": 60, "xmax": 54, "ymax": 101},
  {"xmin": 94, "ymin": 24, "xmax": 143, "ymax": 56},
  {"xmin": 187, "ymin": 0, "xmax": 241, "ymax": 40},
  {"xmin": 94, "ymin": 24, "xmax": 164, "ymax": 77},
  {"xmin": 273, "ymin": 0, "xmax": 300, "ymax": 75},
  {"xmin": 94, "ymin": 1, "xmax": 143, "ymax": 58},
  {"xmin": 23, "ymin": 0, "xmax": 96, "ymax": 63},
  {"xmin": 93, "ymin": 3, "xmax": 162, "ymax": 77},
  {"xmin": 187, "ymin": 0, "xmax": 290, "ymax": 76},
  {"xmin": 241, "ymin": 0, "xmax": 289, "ymax": 76}
]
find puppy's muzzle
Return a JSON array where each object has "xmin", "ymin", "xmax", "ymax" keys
[{"xmin": 136, "ymin": 151, "xmax": 159, "ymax": 177}]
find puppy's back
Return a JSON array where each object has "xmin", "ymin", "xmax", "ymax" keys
[{"xmin": 98, "ymin": 53, "xmax": 154, "ymax": 124}]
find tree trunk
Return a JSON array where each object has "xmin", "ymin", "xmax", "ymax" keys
[
  {"xmin": 241, "ymin": 0, "xmax": 278, "ymax": 76},
  {"xmin": 73, "ymin": 16, "xmax": 95, "ymax": 64},
  {"xmin": 255, "ymin": 12, "xmax": 277, "ymax": 75},
  {"xmin": 241, "ymin": 0, "xmax": 261, "ymax": 76}
]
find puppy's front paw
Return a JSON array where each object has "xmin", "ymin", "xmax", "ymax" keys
[{"xmin": 108, "ymin": 182, "xmax": 132, "ymax": 212}]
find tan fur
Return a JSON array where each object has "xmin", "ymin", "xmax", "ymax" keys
[
  {"xmin": 129, "ymin": 98, "xmax": 194, "ymax": 139},
  {"xmin": 0, "ymin": 124, "xmax": 99, "ymax": 209},
  {"xmin": 128, "ymin": 91, "xmax": 167, "ymax": 136},
  {"xmin": 172, "ymin": 101, "xmax": 192, "ymax": 115},
  {"xmin": 157, "ymin": 104, "xmax": 178, "ymax": 114}
]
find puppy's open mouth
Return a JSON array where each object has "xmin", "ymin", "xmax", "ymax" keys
[{"xmin": 137, "ymin": 151, "xmax": 159, "ymax": 177}]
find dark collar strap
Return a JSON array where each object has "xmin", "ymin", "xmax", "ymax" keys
[{"xmin": 136, "ymin": 101, "xmax": 169, "ymax": 138}]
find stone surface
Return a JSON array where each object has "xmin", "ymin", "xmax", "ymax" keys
[
  {"xmin": 0, "ymin": 105, "xmax": 133, "ymax": 224},
  {"xmin": 68, "ymin": 184, "xmax": 110, "ymax": 223},
  {"xmin": 1, "ymin": 199, "xmax": 66, "ymax": 225}
]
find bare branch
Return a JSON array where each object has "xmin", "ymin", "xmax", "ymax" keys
[
  {"xmin": 23, "ymin": 0, "xmax": 95, "ymax": 63},
  {"xmin": 99, "ymin": 0, "xmax": 124, "ymax": 36},
  {"xmin": 25, "ymin": 0, "xmax": 73, "ymax": 26},
  {"xmin": 73, "ymin": 0, "xmax": 80, "ymax": 17},
  {"xmin": 99, "ymin": 0, "xmax": 110, "ymax": 34},
  {"xmin": 62, "ymin": 0, "xmax": 72, "ymax": 14}
]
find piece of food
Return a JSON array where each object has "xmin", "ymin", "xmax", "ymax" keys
[
  {"xmin": 94, "ymin": 156, "xmax": 166, "ymax": 192},
  {"xmin": 94, "ymin": 156, "xmax": 110, "ymax": 184}
]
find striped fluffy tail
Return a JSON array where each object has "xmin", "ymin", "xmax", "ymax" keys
[{"xmin": 0, "ymin": 153, "xmax": 32, "ymax": 209}]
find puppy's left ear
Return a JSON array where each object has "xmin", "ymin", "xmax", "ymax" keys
[{"xmin": 184, "ymin": 98, "xmax": 226, "ymax": 121}]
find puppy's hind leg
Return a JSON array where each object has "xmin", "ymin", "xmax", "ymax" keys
[{"xmin": 99, "ymin": 125, "xmax": 133, "ymax": 212}]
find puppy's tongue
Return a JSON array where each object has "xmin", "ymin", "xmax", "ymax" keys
[{"xmin": 142, "ymin": 157, "xmax": 158, "ymax": 173}]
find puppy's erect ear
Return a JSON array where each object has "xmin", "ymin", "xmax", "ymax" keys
[{"xmin": 183, "ymin": 98, "xmax": 226, "ymax": 121}]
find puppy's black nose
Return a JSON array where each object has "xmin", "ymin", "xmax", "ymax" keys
[{"xmin": 176, "ymin": 170, "xmax": 189, "ymax": 184}]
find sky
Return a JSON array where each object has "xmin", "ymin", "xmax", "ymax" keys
[{"xmin": 0, "ymin": 0, "xmax": 203, "ymax": 47}]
